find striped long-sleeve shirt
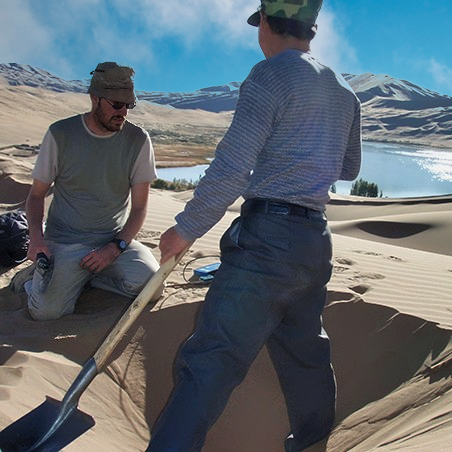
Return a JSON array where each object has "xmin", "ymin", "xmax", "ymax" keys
[{"xmin": 175, "ymin": 49, "xmax": 362, "ymax": 242}]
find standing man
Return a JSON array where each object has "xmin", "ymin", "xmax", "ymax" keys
[
  {"xmin": 24, "ymin": 62, "xmax": 162, "ymax": 320},
  {"xmin": 150, "ymin": 1, "xmax": 361, "ymax": 450}
]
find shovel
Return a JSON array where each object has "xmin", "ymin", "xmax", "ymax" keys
[{"xmin": 0, "ymin": 248, "xmax": 189, "ymax": 451}]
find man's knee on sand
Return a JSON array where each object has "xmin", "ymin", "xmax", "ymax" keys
[
  {"xmin": 27, "ymin": 293, "xmax": 73, "ymax": 321},
  {"xmin": 26, "ymin": 270, "xmax": 165, "ymax": 321}
]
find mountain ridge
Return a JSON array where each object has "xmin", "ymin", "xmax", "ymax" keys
[{"xmin": 1, "ymin": 63, "xmax": 452, "ymax": 148}]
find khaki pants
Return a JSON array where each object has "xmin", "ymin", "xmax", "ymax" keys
[{"xmin": 27, "ymin": 240, "xmax": 161, "ymax": 320}]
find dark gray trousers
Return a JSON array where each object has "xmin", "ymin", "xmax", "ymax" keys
[{"xmin": 149, "ymin": 202, "xmax": 336, "ymax": 451}]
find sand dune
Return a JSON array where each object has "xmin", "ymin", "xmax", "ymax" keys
[
  {"xmin": 0, "ymin": 150, "xmax": 451, "ymax": 451},
  {"xmin": 328, "ymin": 195, "xmax": 452, "ymax": 256}
]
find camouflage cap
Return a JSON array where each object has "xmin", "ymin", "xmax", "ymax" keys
[
  {"xmin": 248, "ymin": 0, "xmax": 323, "ymax": 27},
  {"xmin": 87, "ymin": 62, "xmax": 136, "ymax": 104}
]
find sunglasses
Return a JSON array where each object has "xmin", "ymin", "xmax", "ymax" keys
[{"xmin": 101, "ymin": 97, "xmax": 136, "ymax": 110}]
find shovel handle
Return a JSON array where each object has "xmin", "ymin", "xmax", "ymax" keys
[{"xmin": 93, "ymin": 247, "xmax": 189, "ymax": 370}]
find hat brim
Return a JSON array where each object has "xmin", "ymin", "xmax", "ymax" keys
[
  {"xmin": 247, "ymin": 11, "xmax": 260, "ymax": 27},
  {"xmin": 89, "ymin": 87, "xmax": 136, "ymax": 105}
]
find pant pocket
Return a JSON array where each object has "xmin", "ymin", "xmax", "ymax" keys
[{"xmin": 220, "ymin": 217, "xmax": 243, "ymax": 251}]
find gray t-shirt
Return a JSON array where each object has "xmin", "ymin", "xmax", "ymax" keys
[
  {"xmin": 175, "ymin": 50, "xmax": 362, "ymax": 242},
  {"xmin": 33, "ymin": 114, "xmax": 157, "ymax": 246}
]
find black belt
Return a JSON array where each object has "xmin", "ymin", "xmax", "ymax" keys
[{"xmin": 242, "ymin": 199, "xmax": 321, "ymax": 218}]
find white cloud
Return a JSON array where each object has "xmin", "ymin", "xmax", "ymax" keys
[
  {"xmin": 428, "ymin": 59, "xmax": 452, "ymax": 94},
  {"xmin": 311, "ymin": 8, "xmax": 361, "ymax": 76},
  {"xmin": 1, "ymin": 0, "xmax": 362, "ymax": 89},
  {"xmin": 1, "ymin": 0, "xmax": 258, "ymax": 75},
  {"xmin": 1, "ymin": 0, "xmax": 158, "ymax": 79},
  {"xmin": 128, "ymin": 1, "xmax": 362, "ymax": 68},
  {"xmin": 124, "ymin": 0, "xmax": 258, "ymax": 47},
  {"xmin": 0, "ymin": 0, "xmax": 53, "ymax": 63}
]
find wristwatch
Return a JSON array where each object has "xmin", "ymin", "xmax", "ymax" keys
[{"xmin": 111, "ymin": 238, "xmax": 128, "ymax": 253}]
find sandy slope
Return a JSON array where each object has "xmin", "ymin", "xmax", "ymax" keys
[
  {"xmin": 0, "ymin": 82, "xmax": 232, "ymax": 163},
  {"xmin": 0, "ymin": 150, "xmax": 451, "ymax": 451}
]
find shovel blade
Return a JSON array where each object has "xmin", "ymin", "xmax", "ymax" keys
[{"xmin": 0, "ymin": 396, "xmax": 95, "ymax": 452}]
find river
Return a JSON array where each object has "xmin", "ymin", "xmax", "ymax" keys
[{"xmin": 156, "ymin": 141, "xmax": 452, "ymax": 198}]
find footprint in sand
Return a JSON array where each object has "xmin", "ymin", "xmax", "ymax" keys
[
  {"xmin": 348, "ymin": 283, "xmax": 372, "ymax": 294},
  {"xmin": 353, "ymin": 250, "xmax": 382, "ymax": 257},
  {"xmin": 353, "ymin": 249, "xmax": 404, "ymax": 262},
  {"xmin": 348, "ymin": 271, "xmax": 386, "ymax": 283},
  {"xmin": 333, "ymin": 256, "xmax": 356, "ymax": 274},
  {"xmin": 387, "ymin": 255, "xmax": 403, "ymax": 261},
  {"xmin": 335, "ymin": 257, "xmax": 356, "ymax": 266}
]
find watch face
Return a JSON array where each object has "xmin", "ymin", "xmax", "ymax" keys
[{"xmin": 113, "ymin": 239, "xmax": 128, "ymax": 252}]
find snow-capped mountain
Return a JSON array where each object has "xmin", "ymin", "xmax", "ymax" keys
[
  {"xmin": 2, "ymin": 63, "xmax": 452, "ymax": 113},
  {"xmin": 0, "ymin": 63, "xmax": 240, "ymax": 112},
  {"xmin": 1, "ymin": 63, "xmax": 452, "ymax": 147},
  {"xmin": 0, "ymin": 63, "xmax": 89, "ymax": 93},
  {"xmin": 344, "ymin": 73, "xmax": 452, "ymax": 110},
  {"xmin": 137, "ymin": 83, "xmax": 241, "ymax": 113}
]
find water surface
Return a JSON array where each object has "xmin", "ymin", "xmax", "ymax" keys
[{"xmin": 156, "ymin": 142, "xmax": 452, "ymax": 198}]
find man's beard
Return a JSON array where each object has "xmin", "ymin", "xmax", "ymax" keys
[{"xmin": 94, "ymin": 105, "xmax": 126, "ymax": 132}]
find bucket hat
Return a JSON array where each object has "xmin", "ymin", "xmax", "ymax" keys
[{"xmin": 87, "ymin": 62, "xmax": 136, "ymax": 104}]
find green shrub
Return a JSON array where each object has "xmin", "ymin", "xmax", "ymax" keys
[
  {"xmin": 151, "ymin": 178, "xmax": 169, "ymax": 189},
  {"xmin": 350, "ymin": 178, "xmax": 382, "ymax": 197},
  {"xmin": 151, "ymin": 177, "xmax": 200, "ymax": 192}
]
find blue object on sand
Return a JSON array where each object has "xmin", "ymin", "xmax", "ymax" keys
[{"xmin": 193, "ymin": 262, "xmax": 221, "ymax": 279}]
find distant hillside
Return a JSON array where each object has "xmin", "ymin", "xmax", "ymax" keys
[
  {"xmin": 344, "ymin": 73, "xmax": 452, "ymax": 110},
  {"xmin": 343, "ymin": 73, "xmax": 452, "ymax": 147},
  {"xmin": 137, "ymin": 83, "xmax": 241, "ymax": 113},
  {"xmin": 1, "ymin": 63, "xmax": 452, "ymax": 148},
  {"xmin": 0, "ymin": 63, "xmax": 89, "ymax": 93}
]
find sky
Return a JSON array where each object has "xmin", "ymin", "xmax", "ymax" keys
[{"xmin": 2, "ymin": 0, "xmax": 452, "ymax": 96}]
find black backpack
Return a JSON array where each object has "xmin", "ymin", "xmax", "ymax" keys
[{"xmin": 0, "ymin": 211, "xmax": 30, "ymax": 267}]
